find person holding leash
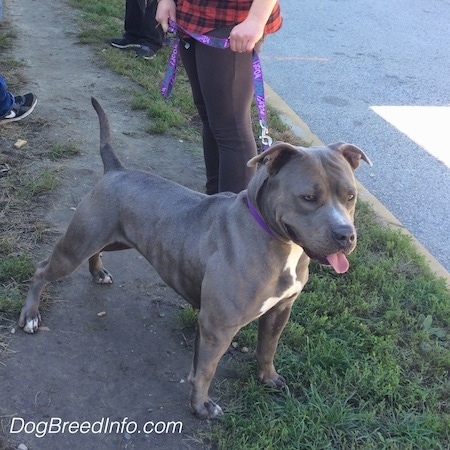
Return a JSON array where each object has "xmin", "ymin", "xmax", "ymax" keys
[{"xmin": 156, "ymin": 0, "xmax": 282, "ymax": 194}]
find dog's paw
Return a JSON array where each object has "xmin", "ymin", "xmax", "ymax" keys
[
  {"xmin": 19, "ymin": 311, "xmax": 42, "ymax": 334},
  {"xmin": 191, "ymin": 399, "xmax": 223, "ymax": 420},
  {"xmin": 264, "ymin": 374, "xmax": 286, "ymax": 388},
  {"xmin": 204, "ymin": 400, "xmax": 223, "ymax": 419},
  {"xmin": 258, "ymin": 370, "xmax": 286, "ymax": 389},
  {"xmin": 23, "ymin": 318, "xmax": 40, "ymax": 334},
  {"xmin": 93, "ymin": 268, "xmax": 113, "ymax": 284}
]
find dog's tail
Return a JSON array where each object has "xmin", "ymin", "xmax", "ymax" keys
[{"xmin": 91, "ymin": 97, "xmax": 124, "ymax": 173}]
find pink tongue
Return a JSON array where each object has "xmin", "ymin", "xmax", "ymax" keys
[{"xmin": 326, "ymin": 253, "xmax": 349, "ymax": 274}]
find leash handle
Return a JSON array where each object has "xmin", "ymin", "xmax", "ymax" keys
[
  {"xmin": 251, "ymin": 53, "xmax": 272, "ymax": 149},
  {"xmin": 161, "ymin": 19, "xmax": 272, "ymax": 151},
  {"xmin": 160, "ymin": 38, "xmax": 179, "ymax": 98},
  {"xmin": 168, "ymin": 19, "xmax": 230, "ymax": 48}
]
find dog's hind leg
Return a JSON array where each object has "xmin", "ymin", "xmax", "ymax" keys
[{"xmin": 19, "ymin": 210, "xmax": 120, "ymax": 333}]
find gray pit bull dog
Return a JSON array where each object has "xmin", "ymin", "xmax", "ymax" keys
[{"xmin": 19, "ymin": 98, "xmax": 371, "ymax": 419}]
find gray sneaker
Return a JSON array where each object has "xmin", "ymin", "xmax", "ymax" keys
[
  {"xmin": 0, "ymin": 93, "xmax": 37, "ymax": 124},
  {"xmin": 110, "ymin": 37, "xmax": 140, "ymax": 50}
]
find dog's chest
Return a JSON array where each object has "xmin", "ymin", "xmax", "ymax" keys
[{"xmin": 258, "ymin": 245, "xmax": 304, "ymax": 315}]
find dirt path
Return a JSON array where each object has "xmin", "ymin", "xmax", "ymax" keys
[{"xmin": 0, "ymin": 1, "xmax": 220, "ymax": 448}]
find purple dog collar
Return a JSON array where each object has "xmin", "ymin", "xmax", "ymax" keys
[{"xmin": 246, "ymin": 196, "xmax": 277, "ymax": 239}]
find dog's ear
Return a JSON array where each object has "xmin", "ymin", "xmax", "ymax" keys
[
  {"xmin": 328, "ymin": 142, "xmax": 372, "ymax": 170},
  {"xmin": 247, "ymin": 142, "xmax": 303, "ymax": 175}
]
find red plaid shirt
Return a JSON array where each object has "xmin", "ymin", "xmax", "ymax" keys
[{"xmin": 176, "ymin": 0, "xmax": 282, "ymax": 36}]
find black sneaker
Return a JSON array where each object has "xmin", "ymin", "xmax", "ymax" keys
[
  {"xmin": 135, "ymin": 45, "xmax": 157, "ymax": 60},
  {"xmin": 110, "ymin": 37, "xmax": 140, "ymax": 50},
  {"xmin": 0, "ymin": 93, "xmax": 37, "ymax": 124}
]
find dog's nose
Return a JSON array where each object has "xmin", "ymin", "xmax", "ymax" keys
[{"xmin": 332, "ymin": 225, "xmax": 356, "ymax": 248}]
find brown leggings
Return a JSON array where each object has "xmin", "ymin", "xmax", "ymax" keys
[{"xmin": 179, "ymin": 27, "xmax": 260, "ymax": 194}]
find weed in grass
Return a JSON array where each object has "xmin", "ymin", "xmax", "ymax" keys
[
  {"xmin": 20, "ymin": 168, "xmax": 59, "ymax": 199},
  {"xmin": 0, "ymin": 253, "xmax": 34, "ymax": 324},
  {"xmin": 0, "ymin": 286, "xmax": 25, "ymax": 317},
  {"xmin": 0, "ymin": 253, "xmax": 34, "ymax": 319},
  {"xmin": 0, "ymin": 236, "xmax": 15, "ymax": 256},
  {"xmin": 49, "ymin": 142, "xmax": 81, "ymax": 160},
  {"xmin": 0, "ymin": 255, "xmax": 34, "ymax": 284},
  {"xmin": 0, "ymin": 29, "xmax": 15, "ymax": 50},
  {"xmin": 177, "ymin": 305, "xmax": 198, "ymax": 329}
]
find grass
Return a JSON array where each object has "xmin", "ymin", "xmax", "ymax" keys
[
  {"xmin": 0, "ymin": 255, "xmax": 35, "ymax": 316},
  {"xmin": 20, "ymin": 168, "xmax": 59, "ymax": 198},
  {"xmin": 0, "ymin": 162, "xmax": 58, "ymax": 320},
  {"xmin": 1, "ymin": 1, "xmax": 449, "ymax": 449},
  {"xmin": 0, "ymin": 28, "xmax": 14, "ymax": 50},
  {"xmin": 177, "ymin": 305, "xmax": 199, "ymax": 329},
  {"xmin": 0, "ymin": 26, "xmax": 65, "ymax": 331},
  {"xmin": 48, "ymin": 142, "xmax": 81, "ymax": 160}
]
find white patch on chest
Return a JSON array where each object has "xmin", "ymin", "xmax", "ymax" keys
[{"xmin": 259, "ymin": 245, "xmax": 304, "ymax": 315}]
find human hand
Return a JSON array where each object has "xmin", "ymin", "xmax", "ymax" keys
[
  {"xmin": 156, "ymin": 0, "xmax": 176, "ymax": 33},
  {"xmin": 229, "ymin": 18, "xmax": 264, "ymax": 53}
]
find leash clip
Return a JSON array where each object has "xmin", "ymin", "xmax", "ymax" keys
[{"xmin": 259, "ymin": 120, "xmax": 273, "ymax": 149}]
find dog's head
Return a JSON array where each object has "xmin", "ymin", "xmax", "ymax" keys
[{"xmin": 247, "ymin": 142, "xmax": 372, "ymax": 273}]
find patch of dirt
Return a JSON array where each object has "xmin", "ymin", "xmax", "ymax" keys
[{"xmin": 0, "ymin": 0, "xmax": 230, "ymax": 448}]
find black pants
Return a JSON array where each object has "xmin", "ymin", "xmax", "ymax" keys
[
  {"xmin": 180, "ymin": 27, "xmax": 260, "ymax": 194},
  {"xmin": 123, "ymin": 0, "xmax": 162, "ymax": 51}
]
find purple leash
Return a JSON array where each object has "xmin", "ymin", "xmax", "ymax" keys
[{"xmin": 161, "ymin": 19, "xmax": 273, "ymax": 152}]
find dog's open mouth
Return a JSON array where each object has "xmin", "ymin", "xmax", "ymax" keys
[{"xmin": 285, "ymin": 225, "xmax": 350, "ymax": 274}]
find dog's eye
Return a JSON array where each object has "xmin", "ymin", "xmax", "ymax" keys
[
  {"xmin": 303, "ymin": 195, "xmax": 316, "ymax": 202},
  {"xmin": 347, "ymin": 194, "xmax": 355, "ymax": 201}
]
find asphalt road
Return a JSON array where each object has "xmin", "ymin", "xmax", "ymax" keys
[{"xmin": 262, "ymin": 0, "xmax": 450, "ymax": 272}]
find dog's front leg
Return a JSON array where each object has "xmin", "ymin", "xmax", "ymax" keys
[
  {"xmin": 256, "ymin": 298, "xmax": 295, "ymax": 387},
  {"xmin": 17, "ymin": 258, "xmax": 50, "ymax": 333},
  {"xmin": 188, "ymin": 313, "xmax": 239, "ymax": 420}
]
